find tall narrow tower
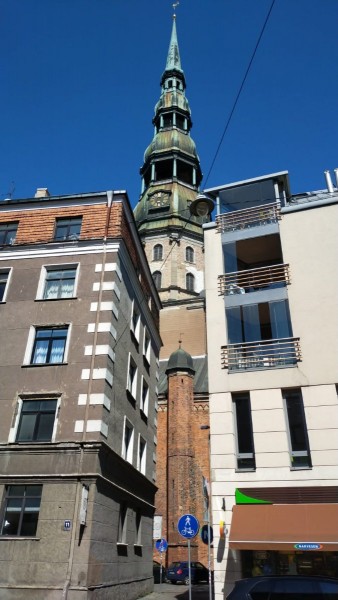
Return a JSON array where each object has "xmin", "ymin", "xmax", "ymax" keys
[
  {"xmin": 134, "ymin": 14, "xmax": 208, "ymax": 359},
  {"xmin": 134, "ymin": 13, "xmax": 211, "ymax": 569}
]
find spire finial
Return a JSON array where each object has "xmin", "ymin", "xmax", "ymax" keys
[{"xmin": 173, "ymin": 1, "xmax": 179, "ymax": 18}]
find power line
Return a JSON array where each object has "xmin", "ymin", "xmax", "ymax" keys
[{"xmin": 203, "ymin": 0, "xmax": 276, "ymax": 188}]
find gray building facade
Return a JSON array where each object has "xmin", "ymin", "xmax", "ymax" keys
[{"xmin": 0, "ymin": 188, "xmax": 162, "ymax": 599}]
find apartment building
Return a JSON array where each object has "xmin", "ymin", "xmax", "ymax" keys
[
  {"xmin": 203, "ymin": 170, "xmax": 338, "ymax": 598},
  {"xmin": 0, "ymin": 188, "xmax": 162, "ymax": 600}
]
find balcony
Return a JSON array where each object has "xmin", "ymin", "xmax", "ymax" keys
[
  {"xmin": 218, "ymin": 263, "xmax": 290, "ymax": 296},
  {"xmin": 221, "ymin": 337, "xmax": 301, "ymax": 371},
  {"xmin": 216, "ymin": 201, "xmax": 281, "ymax": 233}
]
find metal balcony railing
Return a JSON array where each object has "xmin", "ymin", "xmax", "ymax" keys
[
  {"xmin": 221, "ymin": 337, "xmax": 301, "ymax": 371},
  {"xmin": 216, "ymin": 201, "xmax": 281, "ymax": 233},
  {"xmin": 218, "ymin": 263, "xmax": 290, "ymax": 295}
]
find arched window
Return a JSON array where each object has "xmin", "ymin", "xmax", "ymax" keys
[
  {"xmin": 153, "ymin": 244, "xmax": 163, "ymax": 261},
  {"xmin": 186, "ymin": 246, "xmax": 194, "ymax": 263},
  {"xmin": 186, "ymin": 273, "xmax": 195, "ymax": 292},
  {"xmin": 153, "ymin": 271, "xmax": 162, "ymax": 290}
]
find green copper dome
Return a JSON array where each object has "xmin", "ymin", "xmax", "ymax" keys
[
  {"xmin": 134, "ymin": 16, "xmax": 207, "ymax": 237},
  {"xmin": 144, "ymin": 129, "xmax": 199, "ymax": 163}
]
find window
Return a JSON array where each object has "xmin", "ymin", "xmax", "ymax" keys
[
  {"xmin": 153, "ymin": 244, "xmax": 163, "ymax": 261},
  {"xmin": 138, "ymin": 437, "xmax": 147, "ymax": 475},
  {"xmin": 16, "ymin": 399, "xmax": 58, "ymax": 442},
  {"xmin": 186, "ymin": 246, "xmax": 194, "ymax": 263},
  {"xmin": 54, "ymin": 217, "xmax": 82, "ymax": 241},
  {"xmin": 117, "ymin": 503, "xmax": 128, "ymax": 544},
  {"xmin": 140, "ymin": 378, "xmax": 149, "ymax": 416},
  {"xmin": 43, "ymin": 266, "xmax": 77, "ymax": 299},
  {"xmin": 186, "ymin": 272, "xmax": 195, "ymax": 292},
  {"xmin": 232, "ymin": 393, "xmax": 255, "ymax": 470},
  {"xmin": 31, "ymin": 327, "xmax": 68, "ymax": 364},
  {"xmin": 130, "ymin": 302, "xmax": 140, "ymax": 343},
  {"xmin": 0, "ymin": 269, "xmax": 11, "ymax": 301},
  {"xmin": 1, "ymin": 485, "xmax": 42, "ymax": 537},
  {"xmin": 152, "ymin": 271, "xmax": 162, "ymax": 290},
  {"xmin": 283, "ymin": 389, "xmax": 312, "ymax": 468},
  {"xmin": 143, "ymin": 329, "xmax": 151, "ymax": 365},
  {"xmin": 122, "ymin": 419, "xmax": 134, "ymax": 463},
  {"xmin": 135, "ymin": 509, "xmax": 142, "ymax": 545},
  {"xmin": 127, "ymin": 354, "xmax": 138, "ymax": 400},
  {"xmin": 0, "ymin": 222, "xmax": 18, "ymax": 245}
]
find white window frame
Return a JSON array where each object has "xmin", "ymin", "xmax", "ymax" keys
[
  {"xmin": 138, "ymin": 435, "xmax": 147, "ymax": 475},
  {"xmin": 122, "ymin": 417, "xmax": 134, "ymax": 464},
  {"xmin": 127, "ymin": 353, "xmax": 138, "ymax": 400},
  {"xmin": 8, "ymin": 396, "xmax": 61, "ymax": 444},
  {"xmin": 130, "ymin": 300, "xmax": 141, "ymax": 343},
  {"xmin": 0, "ymin": 267, "xmax": 12, "ymax": 302},
  {"xmin": 36, "ymin": 263, "xmax": 79, "ymax": 300},
  {"xmin": 23, "ymin": 324, "xmax": 71, "ymax": 366},
  {"xmin": 135, "ymin": 509, "xmax": 142, "ymax": 546},
  {"xmin": 117, "ymin": 503, "xmax": 128, "ymax": 544},
  {"xmin": 143, "ymin": 328, "xmax": 151, "ymax": 365},
  {"xmin": 140, "ymin": 377, "xmax": 149, "ymax": 417}
]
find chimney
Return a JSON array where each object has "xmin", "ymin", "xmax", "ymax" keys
[
  {"xmin": 324, "ymin": 171, "xmax": 334, "ymax": 194},
  {"xmin": 334, "ymin": 168, "xmax": 338, "ymax": 188},
  {"xmin": 35, "ymin": 188, "xmax": 50, "ymax": 198}
]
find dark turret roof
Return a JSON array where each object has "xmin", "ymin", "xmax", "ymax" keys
[{"xmin": 166, "ymin": 346, "xmax": 195, "ymax": 375}]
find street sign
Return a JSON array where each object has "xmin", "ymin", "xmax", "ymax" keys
[
  {"xmin": 200, "ymin": 524, "xmax": 213, "ymax": 545},
  {"xmin": 155, "ymin": 538, "xmax": 168, "ymax": 553},
  {"xmin": 177, "ymin": 514, "xmax": 199, "ymax": 539}
]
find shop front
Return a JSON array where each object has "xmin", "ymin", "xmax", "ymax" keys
[{"xmin": 229, "ymin": 502, "xmax": 338, "ymax": 579}]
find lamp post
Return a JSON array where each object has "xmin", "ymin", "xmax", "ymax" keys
[
  {"xmin": 189, "ymin": 193, "xmax": 215, "ymax": 218},
  {"xmin": 201, "ymin": 424, "xmax": 213, "ymax": 600}
]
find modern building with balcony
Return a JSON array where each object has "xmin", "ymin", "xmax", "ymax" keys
[{"xmin": 203, "ymin": 170, "xmax": 338, "ymax": 598}]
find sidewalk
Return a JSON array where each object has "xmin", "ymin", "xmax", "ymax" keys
[{"xmin": 142, "ymin": 582, "xmax": 213, "ymax": 600}]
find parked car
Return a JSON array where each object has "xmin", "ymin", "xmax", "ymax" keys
[
  {"xmin": 226, "ymin": 575, "xmax": 338, "ymax": 599},
  {"xmin": 153, "ymin": 560, "xmax": 166, "ymax": 584},
  {"xmin": 166, "ymin": 561, "xmax": 209, "ymax": 585}
]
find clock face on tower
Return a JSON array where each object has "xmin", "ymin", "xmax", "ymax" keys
[{"xmin": 149, "ymin": 191, "xmax": 170, "ymax": 208}]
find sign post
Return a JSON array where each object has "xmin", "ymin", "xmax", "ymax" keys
[
  {"xmin": 177, "ymin": 514, "xmax": 199, "ymax": 600},
  {"xmin": 155, "ymin": 538, "xmax": 168, "ymax": 585}
]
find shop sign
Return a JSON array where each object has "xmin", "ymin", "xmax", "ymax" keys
[{"xmin": 294, "ymin": 543, "xmax": 323, "ymax": 550}]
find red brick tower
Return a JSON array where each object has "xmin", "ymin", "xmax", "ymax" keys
[{"xmin": 165, "ymin": 345, "xmax": 198, "ymax": 564}]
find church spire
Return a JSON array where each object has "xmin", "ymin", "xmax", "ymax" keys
[
  {"xmin": 165, "ymin": 15, "xmax": 182, "ymax": 73},
  {"xmin": 134, "ymin": 12, "xmax": 207, "ymax": 305}
]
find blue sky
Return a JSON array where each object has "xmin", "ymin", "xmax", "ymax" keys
[{"xmin": 1, "ymin": 0, "xmax": 337, "ymax": 206}]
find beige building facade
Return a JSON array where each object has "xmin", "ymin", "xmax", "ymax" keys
[{"xmin": 203, "ymin": 171, "xmax": 338, "ymax": 597}]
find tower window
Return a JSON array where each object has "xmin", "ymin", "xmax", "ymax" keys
[
  {"xmin": 153, "ymin": 271, "xmax": 162, "ymax": 290},
  {"xmin": 177, "ymin": 160, "xmax": 193, "ymax": 185},
  {"xmin": 186, "ymin": 273, "xmax": 195, "ymax": 292},
  {"xmin": 163, "ymin": 114, "xmax": 173, "ymax": 128},
  {"xmin": 153, "ymin": 244, "xmax": 163, "ymax": 261},
  {"xmin": 186, "ymin": 246, "xmax": 194, "ymax": 263},
  {"xmin": 176, "ymin": 114, "xmax": 185, "ymax": 130},
  {"xmin": 155, "ymin": 160, "xmax": 172, "ymax": 181}
]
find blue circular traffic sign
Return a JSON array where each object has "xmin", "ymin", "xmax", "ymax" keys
[
  {"xmin": 177, "ymin": 514, "xmax": 199, "ymax": 539},
  {"xmin": 155, "ymin": 538, "xmax": 168, "ymax": 552}
]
